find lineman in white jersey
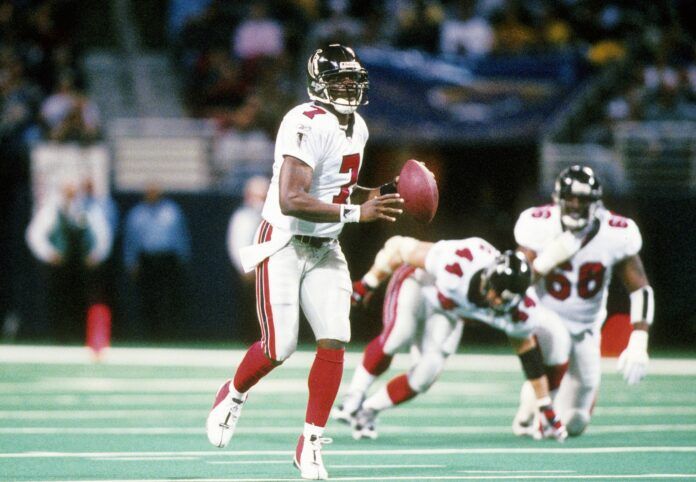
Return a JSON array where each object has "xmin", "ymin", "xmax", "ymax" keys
[
  {"xmin": 512, "ymin": 165, "xmax": 653, "ymax": 437},
  {"xmin": 332, "ymin": 235, "xmax": 569, "ymax": 442},
  {"xmin": 206, "ymin": 44, "xmax": 404, "ymax": 480}
]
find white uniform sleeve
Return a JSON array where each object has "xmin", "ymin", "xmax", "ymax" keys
[
  {"xmin": 424, "ymin": 240, "xmax": 459, "ymax": 278},
  {"xmin": 617, "ymin": 218, "xmax": 642, "ymax": 259},
  {"xmin": 86, "ymin": 206, "xmax": 113, "ymax": 264},
  {"xmin": 514, "ymin": 207, "xmax": 553, "ymax": 252},
  {"xmin": 275, "ymin": 111, "xmax": 325, "ymax": 169},
  {"xmin": 25, "ymin": 204, "xmax": 60, "ymax": 263}
]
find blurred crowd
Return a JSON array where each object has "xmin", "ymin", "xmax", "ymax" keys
[
  {"xmin": 170, "ymin": 0, "xmax": 693, "ymax": 121},
  {"xmin": 582, "ymin": 38, "xmax": 696, "ymax": 144},
  {"xmin": 0, "ymin": 1, "xmax": 101, "ymax": 176},
  {"xmin": 167, "ymin": 0, "xmax": 694, "ymax": 185}
]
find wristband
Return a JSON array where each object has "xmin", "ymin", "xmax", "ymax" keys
[
  {"xmin": 379, "ymin": 180, "xmax": 398, "ymax": 195},
  {"xmin": 629, "ymin": 286, "xmax": 654, "ymax": 325},
  {"xmin": 626, "ymin": 329, "xmax": 648, "ymax": 351},
  {"xmin": 340, "ymin": 204, "xmax": 361, "ymax": 223}
]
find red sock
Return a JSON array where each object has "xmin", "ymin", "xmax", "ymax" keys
[
  {"xmin": 305, "ymin": 347, "xmax": 344, "ymax": 427},
  {"xmin": 544, "ymin": 362, "xmax": 568, "ymax": 391},
  {"xmin": 362, "ymin": 337, "xmax": 393, "ymax": 375},
  {"xmin": 386, "ymin": 374, "xmax": 418, "ymax": 405},
  {"xmin": 233, "ymin": 341, "xmax": 276, "ymax": 393}
]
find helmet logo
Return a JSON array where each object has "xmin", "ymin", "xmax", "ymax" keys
[
  {"xmin": 339, "ymin": 61, "xmax": 361, "ymax": 70},
  {"xmin": 569, "ymin": 180, "xmax": 592, "ymax": 196}
]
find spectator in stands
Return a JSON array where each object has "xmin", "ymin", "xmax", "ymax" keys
[
  {"xmin": 40, "ymin": 72, "xmax": 101, "ymax": 143},
  {"xmin": 232, "ymin": 1, "xmax": 284, "ymax": 62},
  {"xmin": 25, "ymin": 180, "xmax": 113, "ymax": 342},
  {"xmin": 490, "ymin": 1, "xmax": 537, "ymax": 54},
  {"xmin": 226, "ymin": 175, "xmax": 269, "ymax": 341},
  {"xmin": 123, "ymin": 183, "xmax": 191, "ymax": 341},
  {"xmin": 392, "ymin": 0, "xmax": 444, "ymax": 53},
  {"xmin": 195, "ymin": 47, "xmax": 247, "ymax": 116},
  {"xmin": 213, "ymin": 94, "xmax": 274, "ymax": 195},
  {"xmin": 309, "ymin": 0, "xmax": 364, "ymax": 47},
  {"xmin": 439, "ymin": 0, "xmax": 494, "ymax": 57}
]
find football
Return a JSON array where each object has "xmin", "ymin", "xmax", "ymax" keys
[{"xmin": 397, "ymin": 159, "xmax": 439, "ymax": 223}]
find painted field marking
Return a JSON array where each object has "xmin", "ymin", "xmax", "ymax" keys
[
  {"xmin": 1, "ymin": 424, "xmax": 695, "ymax": 436},
  {"xmin": 1, "ymin": 446, "xmax": 695, "ymax": 458},
  {"xmin": 17, "ymin": 474, "xmax": 696, "ymax": 481},
  {"xmin": 2, "ymin": 405, "xmax": 695, "ymax": 419},
  {"xmin": 1, "ymin": 345, "xmax": 694, "ymax": 375}
]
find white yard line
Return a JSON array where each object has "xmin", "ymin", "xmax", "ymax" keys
[
  {"xmin": 2, "ymin": 447, "xmax": 696, "ymax": 458},
  {"xmin": 2, "ymin": 405, "xmax": 695, "ymax": 419},
  {"xmin": 1, "ymin": 345, "xmax": 694, "ymax": 375},
  {"xmin": 1, "ymin": 424, "xmax": 696, "ymax": 435},
  {"xmin": 17, "ymin": 477, "xmax": 696, "ymax": 482},
  {"xmin": 0, "ymin": 378, "xmax": 509, "ymax": 395}
]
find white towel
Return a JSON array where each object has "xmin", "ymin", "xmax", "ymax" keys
[{"xmin": 239, "ymin": 226, "xmax": 293, "ymax": 273}]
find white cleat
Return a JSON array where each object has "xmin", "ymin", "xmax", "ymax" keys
[
  {"xmin": 206, "ymin": 379, "xmax": 246, "ymax": 447},
  {"xmin": 512, "ymin": 411, "xmax": 542, "ymax": 440},
  {"xmin": 331, "ymin": 393, "xmax": 364, "ymax": 425},
  {"xmin": 293, "ymin": 434, "xmax": 331, "ymax": 480},
  {"xmin": 351, "ymin": 407, "xmax": 378, "ymax": 440},
  {"xmin": 330, "ymin": 403, "xmax": 354, "ymax": 425}
]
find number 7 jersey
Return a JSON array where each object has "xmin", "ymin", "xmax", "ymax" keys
[
  {"xmin": 514, "ymin": 204, "xmax": 642, "ymax": 334},
  {"xmin": 262, "ymin": 101, "xmax": 368, "ymax": 238}
]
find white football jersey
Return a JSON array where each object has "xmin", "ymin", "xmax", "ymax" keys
[
  {"xmin": 514, "ymin": 204, "xmax": 642, "ymax": 334},
  {"xmin": 262, "ymin": 101, "xmax": 369, "ymax": 238},
  {"xmin": 420, "ymin": 237, "xmax": 541, "ymax": 339}
]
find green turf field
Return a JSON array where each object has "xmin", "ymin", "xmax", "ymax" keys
[{"xmin": 1, "ymin": 345, "xmax": 695, "ymax": 481}]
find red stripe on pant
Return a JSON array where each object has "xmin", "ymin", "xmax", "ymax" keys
[
  {"xmin": 380, "ymin": 265, "xmax": 416, "ymax": 344},
  {"xmin": 255, "ymin": 221, "xmax": 275, "ymax": 359},
  {"xmin": 254, "ymin": 221, "xmax": 271, "ymax": 343}
]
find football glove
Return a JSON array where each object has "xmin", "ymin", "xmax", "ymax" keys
[
  {"xmin": 379, "ymin": 177, "xmax": 399, "ymax": 195},
  {"xmin": 617, "ymin": 330, "xmax": 649, "ymax": 385},
  {"xmin": 539, "ymin": 404, "xmax": 568, "ymax": 442},
  {"xmin": 351, "ymin": 279, "xmax": 376, "ymax": 308}
]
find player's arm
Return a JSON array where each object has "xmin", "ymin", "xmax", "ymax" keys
[
  {"xmin": 515, "ymin": 218, "xmax": 599, "ymax": 280},
  {"xmin": 509, "ymin": 336, "xmax": 568, "ymax": 442},
  {"xmin": 616, "ymin": 254, "xmax": 653, "ymax": 385},
  {"xmin": 351, "ymin": 236, "xmax": 432, "ymax": 306},
  {"xmin": 279, "ymin": 155, "xmax": 403, "ymax": 223}
]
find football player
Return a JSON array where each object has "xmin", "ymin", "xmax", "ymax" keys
[
  {"xmin": 332, "ymin": 235, "xmax": 569, "ymax": 442},
  {"xmin": 511, "ymin": 165, "xmax": 653, "ymax": 437},
  {"xmin": 205, "ymin": 44, "xmax": 403, "ymax": 480}
]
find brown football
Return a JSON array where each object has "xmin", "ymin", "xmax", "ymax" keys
[{"xmin": 397, "ymin": 159, "xmax": 439, "ymax": 223}]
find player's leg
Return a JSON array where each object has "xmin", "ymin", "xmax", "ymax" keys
[
  {"xmin": 333, "ymin": 266, "xmax": 422, "ymax": 422},
  {"xmin": 555, "ymin": 327, "xmax": 601, "ymax": 436},
  {"xmin": 355, "ymin": 312, "xmax": 462, "ymax": 440},
  {"xmin": 513, "ymin": 311, "xmax": 571, "ymax": 437},
  {"xmin": 207, "ymin": 231, "xmax": 301, "ymax": 448},
  {"xmin": 293, "ymin": 243, "xmax": 353, "ymax": 479}
]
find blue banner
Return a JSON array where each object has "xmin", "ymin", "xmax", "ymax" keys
[{"xmin": 358, "ymin": 48, "xmax": 584, "ymax": 144}]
